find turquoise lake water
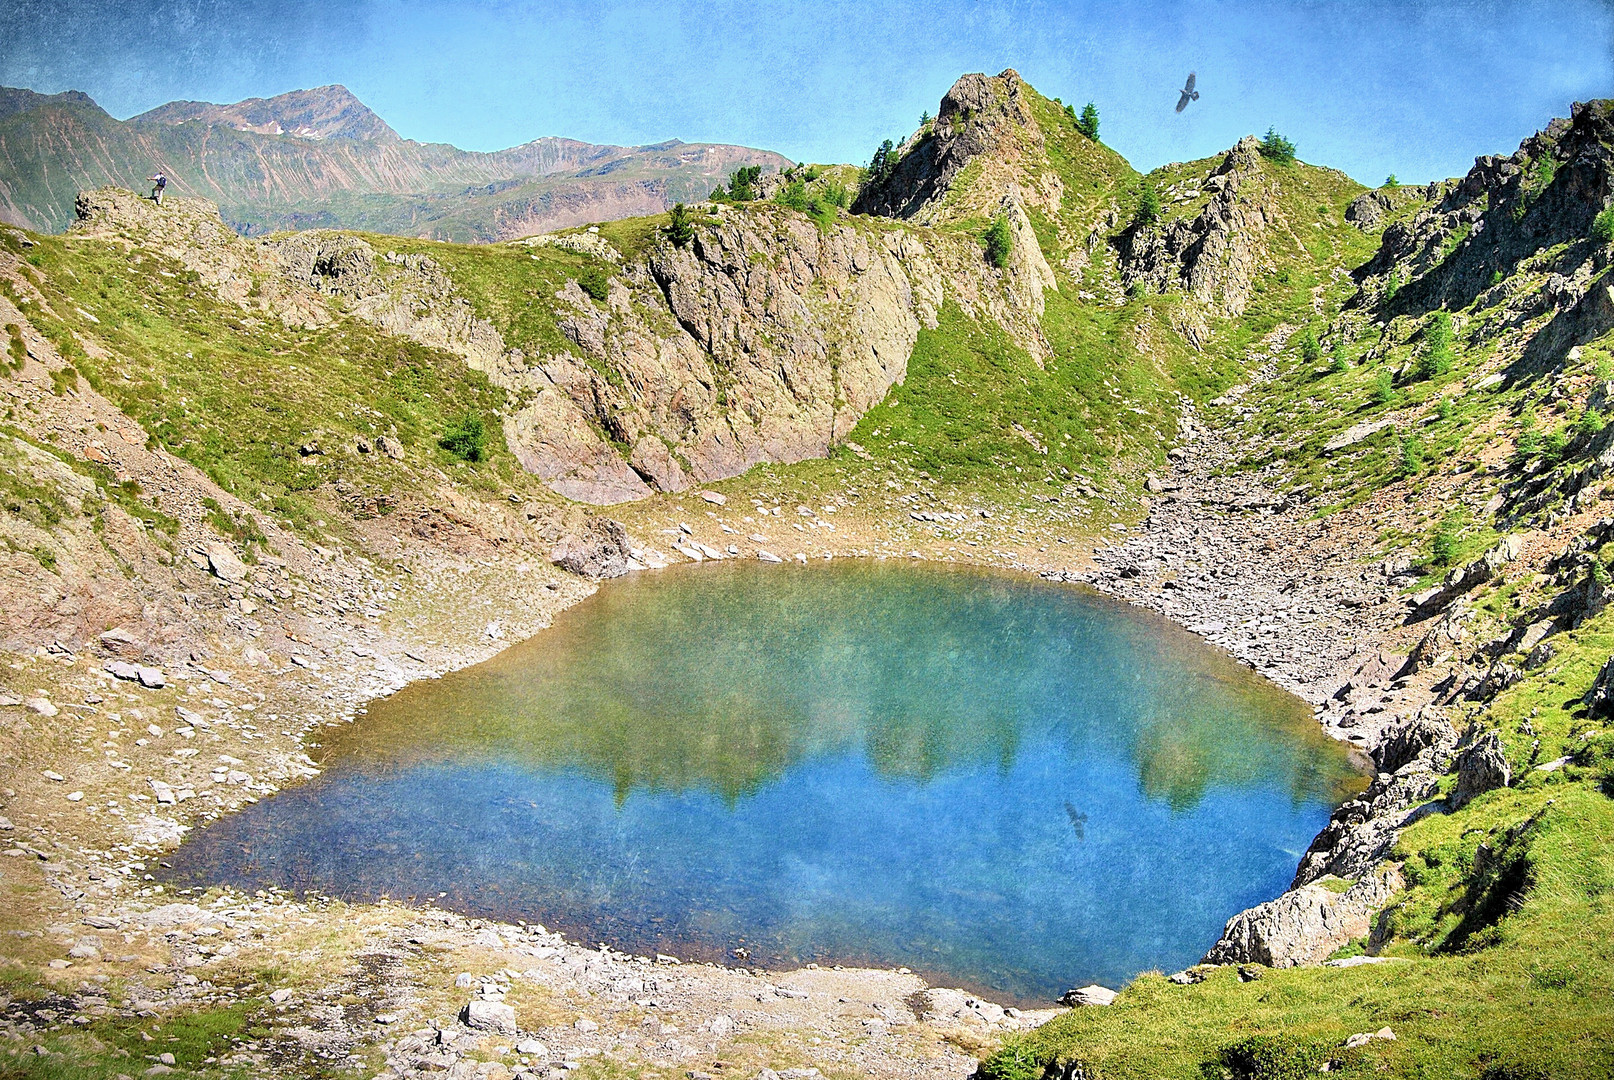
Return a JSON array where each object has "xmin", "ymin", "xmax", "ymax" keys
[{"xmin": 164, "ymin": 561, "xmax": 1362, "ymax": 1003}]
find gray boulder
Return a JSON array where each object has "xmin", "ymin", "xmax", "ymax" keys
[
  {"xmin": 1059, "ymin": 984, "xmax": 1116, "ymax": 1007},
  {"xmin": 460, "ymin": 1000, "xmax": 518, "ymax": 1035},
  {"xmin": 203, "ymin": 542, "xmax": 248, "ymax": 584},
  {"xmin": 1373, "ymin": 712, "xmax": 1457, "ymax": 774},
  {"xmin": 1202, "ymin": 865, "xmax": 1404, "ymax": 969},
  {"xmin": 550, "ymin": 518, "xmax": 633, "ymax": 579},
  {"xmin": 1451, "ymin": 731, "xmax": 1511, "ymax": 808}
]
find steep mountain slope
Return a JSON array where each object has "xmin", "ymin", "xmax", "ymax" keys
[
  {"xmin": 133, "ymin": 84, "xmax": 402, "ymax": 141},
  {"xmin": 0, "ymin": 84, "xmax": 789, "ymax": 239}
]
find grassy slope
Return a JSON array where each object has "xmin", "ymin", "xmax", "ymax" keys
[
  {"xmin": 974, "ymin": 169, "xmax": 1614, "ymax": 1079},
  {"xmin": 0, "ymin": 227, "xmax": 522, "ymax": 541}
]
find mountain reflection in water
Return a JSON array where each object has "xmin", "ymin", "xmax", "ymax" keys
[{"xmin": 166, "ymin": 561, "xmax": 1363, "ymax": 1002}]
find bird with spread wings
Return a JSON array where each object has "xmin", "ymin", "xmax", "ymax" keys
[{"xmin": 1176, "ymin": 71, "xmax": 1199, "ymax": 113}]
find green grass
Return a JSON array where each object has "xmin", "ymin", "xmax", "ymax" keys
[
  {"xmin": 0, "ymin": 992, "xmax": 265, "ymax": 1080},
  {"xmin": 844, "ymin": 299, "xmax": 1172, "ymax": 489},
  {"xmin": 16, "ymin": 232, "xmax": 517, "ymax": 537}
]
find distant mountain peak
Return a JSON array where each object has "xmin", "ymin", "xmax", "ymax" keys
[
  {"xmin": 133, "ymin": 84, "xmax": 398, "ymax": 143},
  {"xmin": 0, "ymin": 86, "xmax": 104, "ymax": 122}
]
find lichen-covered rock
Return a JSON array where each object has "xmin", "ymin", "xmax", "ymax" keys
[
  {"xmin": 1451, "ymin": 730, "xmax": 1511, "ymax": 808},
  {"xmin": 1202, "ymin": 864, "xmax": 1404, "ymax": 969},
  {"xmin": 1374, "ymin": 711, "xmax": 1458, "ymax": 774},
  {"xmin": 550, "ymin": 517, "xmax": 633, "ymax": 579},
  {"xmin": 1114, "ymin": 136, "xmax": 1278, "ymax": 331}
]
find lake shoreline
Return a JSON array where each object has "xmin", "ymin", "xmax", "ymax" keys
[{"xmin": 0, "ymin": 393, "xmax": 1439, "ymax": 1080}]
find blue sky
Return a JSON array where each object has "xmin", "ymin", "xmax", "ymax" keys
[{"xmin": 2, "ymin": 0, "xmax": 1610, "ymax": 184}]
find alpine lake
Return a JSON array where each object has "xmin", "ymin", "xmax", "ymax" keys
[{"xmin": 165, "ymin": 561, "xmax": 1366, "ymax": 1004}]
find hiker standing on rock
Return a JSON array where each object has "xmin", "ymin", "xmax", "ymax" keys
[{"xmin": 147, "ymin": 172, "xmax": 167, "ymax": 205}]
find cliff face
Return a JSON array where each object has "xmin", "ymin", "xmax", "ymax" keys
[
  {"xmin": 0, "ymin": 84, "xmax": 789, "ymax": 239},
  {"xmin": 854, "ymin": 70, "xmax": 1044, "ymax": 223}
]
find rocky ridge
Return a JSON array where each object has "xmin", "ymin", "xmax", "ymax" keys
[{"xmin": 72, "ymin": 185, "xmax": 1057, "ymax": 505}]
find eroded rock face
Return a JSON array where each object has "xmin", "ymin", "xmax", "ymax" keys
[
  {"xmin": 853, "ymin": 70, "xmax": 1039, "ymax": 221},
  {"xmin": 1374, "ymin": 712, "xmax": 1458, "ymax": 774},
  {"xmin": 73, "ymin": 153, "xmax": 1056, "ymax": 505},
  {"xmin": 1451, "ymin": 730, "xmax": 1511, "ymax": 808},
  {"xmin": 1202, "ymin": 864, "xmax": 1404, "ymax": 969},
  {"xmin": 550, "ymin": 517, "xmax": 633, "ymax": 579},
  {"xmin": 1291, "ymin": 763, "xmax": 1443, "ymax": 886},
  {"xmin": 1114, "ymin": 137, "xmax": 1278, "ymax": 329},
  {"xmin": 1350, "ymin": 100, "xmax": 1614, "ymax": 370}
]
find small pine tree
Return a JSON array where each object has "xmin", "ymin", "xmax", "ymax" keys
[
  {"xmin": 727, "ymin": 165, "xmax": 762, "ymax": 201},
  {"xmin": 1258, "ymin": 127, "xmax": 1296, "ymax": 164},
  {"xmin": 1412, "ymin": 311, "xmax": 1455, "ymax": 380},
  {"xmin": 1579, "ymin": 407, "xmax": 1606, "ymax": 438},
  {"xmin": 1514, "ymin": 411, "xmax": 1541, "ymax": 462},
  {"xmin": 1399, "ymin": 435, "xmax": 1425, "ymax": 476},
  {"xmin": 1372, "ymin": 368, "xmax": 1396, "ymax": 406},
  {"xmin": 1384, "ymin": 174, "xmax": 1399, "ymax": 188},
  {"xmin": 1133, "ymin": 183, "xmax": 1161, "ymax": 227},
  {"xmin": 984, "ymin": 214, "xmax": 1014, "ymax": 269},
  {"xmin": 1298, "ymin": 327, "xmax": 1322, "ymax": 363},
  {"xmin": 664, "ymin": 202, "xmax": 695, "ymax": 248},
  {"xmin": 1077, "ymin": 102, "xmax": 1100, "ymax": 141},
  {"xmin": 919, "ymin": 110, "xmax": 933, "ymax": 126},
  {"xmin": 867, "ymin": 139, "xmax": 899, "ymax": 187},
  {"xmin": 1431, "ymin": 522, "xmax": 1459, "ymax": 566},
  {"xmin": 1330, "ymin": 341, "xmax": 1350, "ymax": 375}
]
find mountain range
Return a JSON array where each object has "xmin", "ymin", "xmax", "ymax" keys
[{"xmin": 0, "ymin": 83, "xmax": 789, "ymax": 240}]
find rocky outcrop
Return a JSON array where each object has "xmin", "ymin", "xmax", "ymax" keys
[
  {"xmin": 71, "ymin": 187, "xmax": 1049, "ymax": 505},
  {"xmin": 1291, "ymin": 759, "xmax": 1444, "ymax": 887},
  {"xmin": 853, "ymin": 70, "xmax": 1040, "ymax": 222},
  {"xmin": 1451, "ymin": 730, "xmax": 1512, "ymax": 808},
  {"xmin": 275, "ymin": 235, "xmax": 506, "ymax": 370},
  {"xmin": 549, "ymin": 517, "xmax": 633, "ymax": 579},
  {"xmin": 1343, "ymin": 185, "xmax": 1433, "ymax": 230},
  {"xmin": 1114, "ymin": 137, "xmax": 1280, "ymax": 338},
  {"xmin": 1585, "ymin": 655, "xmax": 1614, "ymax": 718},
  {"xmin": 1374, "ymin": 712, "xmax": 1458, "ymax": 774},
  {"xmin": 1414, "ymin": 536, "xmax": 1525, "ymax": 615},
  {"xmin": 1350, "ymin": 98, "xmax": 1614, "ymax": 372},
  {"xmin": 1202, "ymin": 864, "xmax": 1404, "ymax": 968}
]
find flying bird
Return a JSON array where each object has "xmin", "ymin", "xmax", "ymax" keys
[
  {"xmin": 1064, "ymin": 801, "xmax": 1088, "ymax": 840},
  {"xmin": 1175, "ymin": 72, "xmax": 1199, "ymax": 114}
]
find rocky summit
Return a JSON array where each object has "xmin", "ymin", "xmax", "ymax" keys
[{"xmin": 0, "ymin": 65, "xmax": 1613, "ymax": 1080}]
